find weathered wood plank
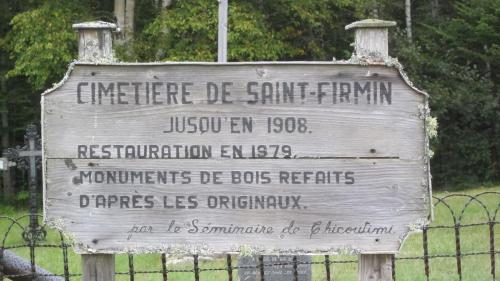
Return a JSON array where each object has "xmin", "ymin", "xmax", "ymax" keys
[
  {"xmin": 42, "ymin": 62, "xmax": 430, "ymax": 255},
  {"xmin": 72, "ymin": 22, "xmax": 117, "ymax": 281},
  {"xmin": 45, "ymin": 158, "xmax": 427, "ymax": 254},
  {"xmin": 43, "ymin": 64, "xmax": 425, "ymax": 160}
]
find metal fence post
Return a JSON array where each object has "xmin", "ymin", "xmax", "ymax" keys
[{"xmin": 72, "ymin": 21, "xmax": 117, "ymax": 281}]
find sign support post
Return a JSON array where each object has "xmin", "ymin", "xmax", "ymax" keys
[
  {"xmin": 358, "ymin": 254, "xmax": 393, "ymax": 281},
  {"xmin": 72, "ymin": 21, "xmax": 117, "ymax": 281},
  {"xmin": 345, "ymin": 19, "xmax": 397, "ymax": 281}
]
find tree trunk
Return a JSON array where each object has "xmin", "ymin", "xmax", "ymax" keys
[
  {"xmin": 430, "ymin": 0, "xmax": 439, "ymax": 20},
  {"xmin": 485, "ymin": 54, "xmax": 500, "ymax": 180},
  {"xmin": 492, "ymin": 126, "xmax": 499, "ymax": 181},
  {"xmin": 1, "ymin": 79, "xmax": 13, "ymax": 198},
  {"xmin": 372, "ymin": 3, "xmax": 379, "ymax": 19},
  {"xmin": 114, "ymin": 0, "xmax": 125, "ymax": 31},
  {"xmin": 405, "ymin": 0, "xmax": 412, "ymax": 43},
  {"xmin": 115, "ymin": 0, "xmax": 135, "ymax": 43},
  {"xmin": 125, "ymin": 0, "xmax": 135, "ymax": 37},
  {"xmin": 114, "ymin": 0, "xmax": 126, "ymax": 43},
  {"xmin": 162, "ymin": 0, "xmax": 173, "ymax": 8}
]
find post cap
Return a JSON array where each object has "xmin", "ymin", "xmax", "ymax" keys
[
  {"xmin": 72, "ymin": 21, "xmax": 117, "ymax": 31},
  {"xmin": 345, "ymin": 19, "xmax": 396, "ymax": 31},
  {"xmin": 73, "ymin": 21, "xmax": 116, "ymax": 62}
]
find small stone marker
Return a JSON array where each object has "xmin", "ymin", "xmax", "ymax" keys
[{"xmin": 238, "ymin": 255, "xmax": 311, "ymax": 281}]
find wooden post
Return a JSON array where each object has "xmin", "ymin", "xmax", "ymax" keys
[
  {"xmin": 358, "ymin": 254, "xmax": 392, "ymax": 281},
  {"xmin": 72, "ymin": 21, "xmax": 116, "ymax": 63},
  {"xmin": 346, "ymin": 19, "xmax": 396, "ymax": 281},
  {"xmin": 345, "ymin": 19, "xmax": 396, "ymax": 61},
  {"xmin": 72, "ymin": 21, "xmax": 116, "ymax": 281},
  {"xmin": 81, "ymin": 254, "xmax": 115, "ymax": 281}
]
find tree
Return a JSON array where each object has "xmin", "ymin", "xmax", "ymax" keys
[
  {"xmin": 114, "ymin": 0, "xmax": 135, "ymax": 43},
  {"xmin": 0, "ymin": 0, "xmax": 42, "ymax": 199},
  {"xmin": 405, "ymin": 0, "xmax": 412, "ymax": 42},
  {"xmin": 5, "ymin": 0, "xmax": 91, "ymax": 90},
  {"xmin": 128, "ymin": 0, "xmax": 292, "ymax": 62},
  {"xmin": 394, "ymin": 0, "xmax": 500, "ymax": 186},
  {"xmin": 2, "ymin": 0, "xmax": 499, "ymax": 188},
  {"xmin": 114, "ymin": 0, "xmax": 125, "ymax": 36}
]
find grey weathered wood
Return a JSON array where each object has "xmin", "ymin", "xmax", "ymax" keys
[
  {"xmin": 45, "ymin": 158, "xmax": 427, "ymax": 253},
  {"xmin": 42, "ymin": 63, "xmax": 430, "ymax": 255},
  {"xmin": 349, "ymin": 19, "xmax": 400, "ymax": 281},
  {"xmin": 73, "ymin": 22, "xmax": 116, "ymax": 281},
  {"xmin": 358, "ymin": 254, "xmax": 392, "ymax": 281},
  {"xmin": 73, "ymin": 22, "xmax": 116, "ymax": 62},
  {"xmin": 345, "ymin": 19, "xmax": 396, "ymax": 59},
  {"xmin": 81, "ymin": 254, "xmax": 115, "ymax": 281},
  {"xmin": 43, "ymin": 64, "xmax": 425, "ymax": 160}
]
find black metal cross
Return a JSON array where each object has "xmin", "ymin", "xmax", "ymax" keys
[{"xmin": 2, "ymin": 124, "xmax": 45, "ymax": 241}]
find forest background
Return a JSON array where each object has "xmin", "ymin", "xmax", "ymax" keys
[{"xmin": 0, "ymin": 0, "xmax": 499, "ymax": 201}]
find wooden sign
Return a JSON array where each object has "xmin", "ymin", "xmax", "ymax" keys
[{"xmin": 42, "ymin": 62, "xmax": 431, "ymax": 254}]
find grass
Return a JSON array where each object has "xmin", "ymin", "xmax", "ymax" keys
[{"xmin": 1, "ymin": 185, "xmax": 499, "ymax": 281}]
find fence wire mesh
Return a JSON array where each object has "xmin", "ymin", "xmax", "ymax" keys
[{"xmin": 0, "ymin": 192, "xmax": 499, "ymax": 281}]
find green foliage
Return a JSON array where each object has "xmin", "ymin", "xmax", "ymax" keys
[
  {"xmin": 1, "ymin": 0, "xmax": 499, "ymax": 189},
  {"xmin": 14, "ymin": 190, "xmax": 30, "ymax": 204},
  {"xmin": 0, "ymin": 189, "xmax": 29, "ymax": 207},
  {"xmin": 121, "ymin": 0, "xmax": 361, "ymax": 62},
  {"xmin": 127, "ymin": 0, "xmax": 290, "ymax": 62},
  {"xmin": 4, "ymin": 0, "xmax": 92, "ymax": 90},
  {"xmin": 227, "ymin": 1, "xmax": 289, "ymax": 61},
  {"xmin": 256, "ymin": 0, "xmax": 356, "ymax": 60},
  {"xmin": 134, "ymin": 0, "xmax": 162, "ymax": 34},
  {"xmin": 393, "ymin": 0, "xmax": 500, "ymax": 187},
  {"xmin": 131, "ymin": 0, "xmax": 218, "ymax": 61}
]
